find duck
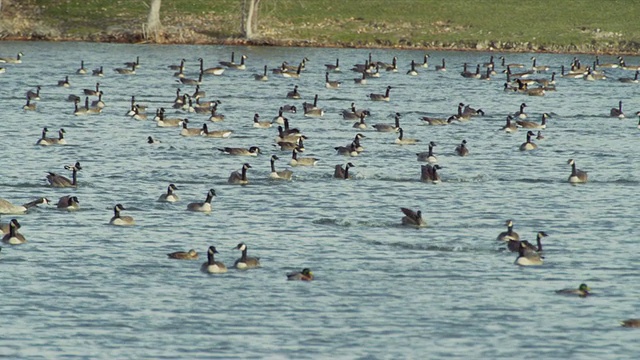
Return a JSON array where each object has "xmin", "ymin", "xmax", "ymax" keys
[
  {"xmin": 287, "ymin": 268, "xmax": 314, "ymax": 281},
  {"xmin": 420, "ymin": 164, "xmax": 442, "ymax": 183},
  {"xmin": 254, "ymin": 65, "xmax": 268, "ymax": 81},
  {"xmin": 46, "ymin": 162, "xmax": 82, "ymax": 188},
  {"xmin": 269, "ymin": 155, "xmax": 293, "ymax": 180},
  {"xmin": 286, "ymin": 85, "xmax": 301, "ymax": 99},
  {"xmin": 158, "ymin": 184, "xmax": 179, "ymax": 202},
  {"xmin": 514, "ymin": 242, "xmax": 543, "ymax": 266},
  {"xmin": 400, "ymin": 208, "xmax": 427, "ymax": 228},
  {"xmin": 167, "ymin": 249, "xmax": 199, "ymax": 260},
  {"xmin": 228, "ymin": 163, "xmax": 252, "ymax": 185},
  {"xmin": 2, "ymin": 219, "xmax": 26, "ymax": 245},
  {"xmin": 497, "ymin": 219, "xmax": 519, "ymax": 241},
  {"xmin": 325, "ymin": 58, "xmax": 340, "ymax": 72},
  {"xmin": 76, "ymin": 60, "xmax": 88, "ymax": 74},
  {"xmin": 519, "ymin": 131, "xmax": 538, "ymax": 151},
  {"xmin": 22, "ymin": 98, "xmax": 36, "ymax": 111},
  {"xmin": 517, "ymin": 113, "xmax": 549, "ymax": 129},
  {"xmin": 369, "ymin": 86, "xmax": 392, "ymax": 101},
  {"xmin": 198, "ymin": 57, "xmax": 225, "ymax": 75},
  {"xmin": 407, "ymin": 60, "xmax": 419, "ymax": 76},
  {"xmin": 373, "ymin": 113, "xmax": 401, "ymax": 132},
  {"xmin": 556, "ymin": 283, "xmax": 591, "ymax": 297},
  {"xmin": 567, "ymin": 159, "xmax": 588, "ymax": 184},
  {"xmin": 325, "ymin": 72, "xmax": 341, "ymax": 89},
  {"xmin": 200, "ymin": 246, "xmax": 227, "ymax": 273},
  {"xmin": 218, "ymin": 146, "xmax": 261, "ymax": 156},
  {"xmin": 435, "ymin": 58, "xmax": 446, "ymax": 71},
  {"xmin": 0, "ymin": 197, "xmax": 49, "ymax": 215},
  {"xmin": 500, "ymin": 115, "xmax": 518, "ymax": 133},
  {"xmin": 252, "ymin": 113, "xmax": 272, "ymax": 128},
  {"xmin": 201, "ymin": 123, "xmax": 233, "ymax": 138},
  {"xmin": 180, "ymin": 119, "xmax": 201, "ymax": 136},
  {"xmin": 395, "ymin": 127, "xmax": 419, "ymax": 145},
  {"xmin": 455, "ymin": 140, "xmax": 469, "ymax": 156},
  {"xmin": 333, "ymin": 162, "xmax": 355, "ymax": 179},
  {"xmin": 290, "ymin": 147, "xmax": 318, "ymax": 166},
  {"xmin": 109, "ymin": 204, "xmax": 135, "ymax": 226},
  {"xmin": 187, "ymin": 189, "xmax": 216, "ymax": 212},
  {"xmin": 56, "ymin": 196, "xmax": 80, "ymax": 211},
  {"xmin": 147, "ymin": 136, "xmax": 161, "ymax": 144},
  {"xmin": 233, "ymin": 243, "xmax": 260, "ymax": 269},
  {"xmin": 610, "ymin": 100, "xmax": 625, "ymax": 118},
  {"xmin": 416, "ymin": 141, "xmax": 437, "ymax": 163},
  {"xmin": 620, "ymin": 319, "xmax": 640, "ymax": 328}
]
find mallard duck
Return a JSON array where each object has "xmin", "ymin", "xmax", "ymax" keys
[
  {"xmin": 400, "ymin": 208, "xmax": 427, "ymax": 228},
  {"xmin": 567, "ymin": 159, "xmax": 588, "ymax": 184},
  {"xmin": 109, "ymin": 204, "xmax": 135, "ymax": 226},
  {"xmin": 200, "ymin": 246, "xmax": 227, "ymax": 273},
  {"xmin": 167, "ymin": 249, "xmax": 199, "ymax": 260},
  {"xmin": 158, "ymin": 184, "xmax": 179, "ymax": 202},
  {"xmin": 233, "ymin": 243, "xmax": 260, "ymax": 269},
  {"xmin": 556, "ymin": 283, "xmax": 591, "ymax": 297},
  {"xmin": 287, "ymin": 268, "xmax": 314, "ymax": 281},
  {"xmin": 187, "ymin": 189, "xmax": 215, "ymax": 212}
]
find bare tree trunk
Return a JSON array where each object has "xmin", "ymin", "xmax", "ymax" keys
[
  {"xmin": 146, "ymin": 0, "xmax": 162, "ymax": 42},
  {"xmin": 243, "ymin": 0, "xmax": 261, "ymax": 39}
]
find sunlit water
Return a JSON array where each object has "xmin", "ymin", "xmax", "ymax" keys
[{"xmin": 1, "ymin": 41, "xmax": 639, "ymax": 359}]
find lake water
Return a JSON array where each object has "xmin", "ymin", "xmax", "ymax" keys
[{"xmin": 0, "ymin": 41, "xmax": 639, "ymax": 359}]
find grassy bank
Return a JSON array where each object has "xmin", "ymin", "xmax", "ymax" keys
[{"xmin": 2, "ymin": 0, "xmax": 640, "ymax": 54}]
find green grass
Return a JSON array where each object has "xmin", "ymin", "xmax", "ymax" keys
[{"xmin": 15, "ymin": 0, "xmax": 640, "ymax": 51}]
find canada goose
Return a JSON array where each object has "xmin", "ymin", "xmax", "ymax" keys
[
  {"xmin": 499, "ymin": 56, "xmax": 524, "ymax": 68},
  {"xmin": 497, "ymin": 219, "xmax": 519, "ymax": 241},
  {"xmin": 187, "ymin": 189, "xmax": 216, "ymax": 212},
  {"xmin": 421, "ymin": 115, "xmax": 455, "ymax": 126},
  {"xmin": 0, "ymin": 197, "xmax": 49, "ymax": 215},
  {"xmin": 383, "ymin": 56, "xmax": 398, "ymax": 72},
  {"xmin": 452, "ymin": 102, "xmax": 484, "ymax": 121},
  {"xmin": 72, "ymin": 98, "xmax": 89, "ymax": 116},
  {"xmin": 434, "ymin": 58, "xmax": 446, "ymax": 71},
  {"xmin": 400, "ymin": 207, "xmax": 427, "ymax": 228},
  {"xmin": 158, "ymin": 184, "xmax": 180, "ymax": 202},
  {"xmin": 637, "ymin": 111, "xmax": 640, "ymax": 129},
  {"xmin": 407, "ymin": 60, "xmax": 419, "ymax": 76},
  {"xmin": 536, "ymin": 131, "xmax": 545, "ymax": 140},
  {"xmin": 325, "ymin": 58, "xmax": 340, "ymax": 72},
  {"xmin": 513, "ymin": 103, "xmax": 528, "ymax": 119},
  {"xmin": 109, "ymin": 204, "xmax": 135, "ymax": 226},
  {"xmin": 114, "ymin": 63, "xmax": 136, "ymax": 75},
  {"xmin": 620, "ymin": 319, "xmax": 640, "ymax": 328},
  {"xmin": 147, "ymin": 136, "xmax": 161, "ymax": 144},
  {"xmin": 287, "ymin": 268, "xmax": 314, "ymax": 281},
  {"xmin": 156, "ymin": 110, "xmax": 184, "ymax": 127},
  {"xmin": 123, "ymin": 56, "xmax": 140, "ymax": 69},
  {"xmin": 455, "ymin": 139, "xmax": 469, "ymax": 156},
  {"xmin": 199, "ymin": 123, "xmax": 231, "ymax": 138},
  {"xmin": 168, "ymin": 58, "xmax": 186, "ymax": 70},
  {"xmin": 179, "ymin": 72, "xmax": 203, "ymax": 85},
  {"xmin": 76, "ymin": 60, "xmax": 88, "ymax": 74},
  {"xmin": 420, "ymin": 54, "xmax": 430, "ymax": 68},
  {"xmin": 269, "ymin": 155, "xmax": 293, "ymax": 180},
  {"xmin": 514, "ymin": 242, "xmax": 543, "ymax": 266},
  {"xmin": 517, "ymin": 113, "xmax": 549, "ymax": 129},
  {"xmin": 286, "ymin": 85, "xmax": 301, "ymax": 99},
  {"xmin": 335, "ymin": 142, "xmax": 358, "ymax": 157},
  {"xmin": 519, "ymin": 131, "xmax": 538, "ymax": 151},
  {"xmin": 254, "ymin": 65, "xmax": 268, "ymax": 81},
  {"xmin": 190, "ymin": 85, "xmax": 205, "ymax": 100},
  {"xmin": 0, "ymin": 52, "xmax": 22, "ymax": 64},
  {"xmin": 479, "ymin": 67, "xmax": 493, "ymax": 80},
  {"xmin": 46, "ymin": 162, "xmax": 82, "ymax": 188},
  {"xmin": 22, "ymin": 98, "xmax": 36, "ymax": 111},
  {"xmin": 218, "ymin": 146, "xmax": 261, "ymax": 156},
  {"xmin": 290, "ymin": 147, "xmax": 318, "ymax": 166},
  {"xmin": 461, "ymin": 63, "xmax": 481, "ymax": 79},
  {"xmin": 2, "ymin": 219, "xmax": 26, "ymax": 245},
  {"xmin": 556, "ymin": 283, "xmax": 590, "ymax": 297},
  {"xmin": 224, "ymin": 54, "xmax": 247, "ymax": 70},
  {"xmin": 303, "ymin": 94, "xmax": 324, "ymax": 117},
  {"xmin": 198, "ymin": 57, "xmax": 224, "ymax": 75},
  {"xmin": 167, "ymin": 249, "xmax": 199, "ymax": 260},
  {"xmin": 228, "ymin": 163, "xmax": 252, "ymax": 185},
  {"xmin": 92, "ymin": 66, "xmax": 104, "ymax": 77},
  {"xmin": 276, "ymin": 136, "xmax": 305, "ymax": 152},
  {"xmin": 595, "ymin": 55, "xmax": 620, "ymax": 68},
  {"xmin": 233, "ymin": 243, "xmax": 260, "ymax": 269},
  {"xmin": 282, "ymin": 104, "xmax": 297, "ymax": 113},
  {"xmin": 342, "ymin": 104, "xmax": 368, "ymax": 120},
  {"xmin": 200, "ymin": 246, "xmax": 227, "ymax": 273},
  {"xmin": 395, "ymin": 127, "xmax": 418, "ymax": 145},
  {"xmin": 209, "ymin": 103, "xmax": 225, "ymax": 122},
  {"xmin": 610, "ymin": 101, "xmax": 625, "ymax": 118},
  {"xmin": 251, "ymin": 113, "xmax": 272, "ymax": 129},
  {"xmin": 560, "ymin": 65, "xmax": 585, "ymax": 79},
  {"xmin": 507, "ymin": 230, "xmax": 546, "ymax": 253},
  {"xmin": 276, "ymin": 126, "xmax": 303, "ymax": 143},
  {"xmin": 618, "ymin": 70, "xmax": 639, "ymax": 83},
  {"xmin": 37, "ymin": 128, "xmax": 66, "ymax": 146},
  {"xmin": 282, "ymin": 62, "xmax": 302, "ymax": 79},
  {"xmin": 420, "ymin": 164, "xmax": 442, "ymax": 183},
  {"xmin": 620, "ymin": 58, "xmax": 640, "ymax": 71},
  {"xmin": 369, "ymin": 86, "xmax": 392, "ymax": 101},
  {"xmin": 534, "ymin": 72, "xmax": 556, "ymax": 86},
  {"xmin": 180, "ymin": 119, "xmax": 201, "ymax": 136},
  {"xmin": 353, "ymin": 113, "xmax": 367, "ymax": 129},
  {"xmin": 373, "ymin": 113, "xmax": 400, "ymax": 132},
  {"xmin": 130, "ymin": 106, "xmax": 146, "ymax": 120},
  {"xmin": 416, "ymin": 141, "xmax": 437, "ymax": 163},
  {"xmin": 350, "ymin": 133, "xmax": 365, "ymax": 153},
  {"xmin": 325, "ymin": 72, "xmax": 341, "ymax": 89},
  {"xmin": 173, "ymin": 64, "xmax": 185, "ymax": 78},
  {"xmin": 354, "ymin": 70, "xmax": 368, "ymax": 84},
  {"xmin": 26, "ymin": 85, "xmax": 41, "ymax": 100},
  {"xmin": 67, "ymin": 94, "xmax": 81, "ymax": 103},
  {"xmin": 84, "ymin": 82, "xmax": 100, "ymax": 96},
  {"xmin": 531, "ymin": 56, "xmax": 549, "ymax": 72},
  {"xmin": 567, "ymin": 159, "xmax": 588, "ymax": 184},
  {"xmin": 91, "ymin": 91, "xmax": 105, "ymax": 109},
  {"xmin": 56, "ymin": 196, "xmax": 80, "ymax": 211}
]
